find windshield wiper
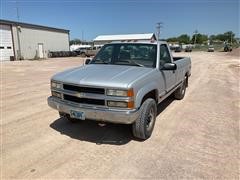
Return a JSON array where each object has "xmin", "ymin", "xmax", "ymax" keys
[
  {"xmin": 131, "ymin": 61, "xmax": 144, "ymax": 67},
  {"xmin": 115, "ymin": 60, "xmax": 144, "ymax": 67},
  {"xmin": 92, "ymin": 60, "xmax": 110, "ymax": 64}
]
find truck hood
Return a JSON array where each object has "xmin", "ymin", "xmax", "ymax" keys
[{"xmin": 52, "ymin": 64, "xmax": 154, "ymax": 88}]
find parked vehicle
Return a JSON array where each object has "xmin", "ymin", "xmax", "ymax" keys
[
  {"xmin": 169, "ymin": 46, "xmax": 176, "ymax": 51},
  {"xmin": 174, "ymin": 46, "xmax": 182, "ymax": 52},
  {"xmin": 48, "ymin": 41, "xmax": 191, "ymax": 140},
  {"xmin": 185, "ymin": 46, "xmax": 192, "ymax": 52},
  {"xmin": 224, "ymin": 44, "xmax": 232, "ymax": 52},
  {"xmin": 73, "ymin": 47, "xmax": 87, "ymax": 56},
  {"xmin": 74, "ymin": 46, "xmax": 101, "ymax": 57},
  {"xmin": 208, "ymin": 45, "xmax": 215, "ymax": 52},
  {"xmin": 84, "ymin": 46, "xmax": 101, "ymax": 57}
]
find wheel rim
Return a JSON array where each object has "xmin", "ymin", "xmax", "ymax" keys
[{"xmin": 146, "ymin": 107, "xmax": 154, "ymax": 131}]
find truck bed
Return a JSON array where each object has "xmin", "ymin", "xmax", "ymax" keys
[{"xmin": 173, "ymin": 57, "xmax": 185, "ymax": 61}]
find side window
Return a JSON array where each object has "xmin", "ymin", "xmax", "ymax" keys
[{"xmin": 159, "ymin": 44, "xmax": 171, "ymax": 66}]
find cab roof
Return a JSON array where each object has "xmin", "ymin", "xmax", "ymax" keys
[{"xmin": 108, "ymin": 40, "xmax": 167, "ymax": 45}]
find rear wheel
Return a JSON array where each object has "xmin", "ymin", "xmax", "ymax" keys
[
  {"xmin": 174, "ymin": 76, "xmax": 187, "ymax": 100},
  {"xmin": 80, "ymin": 52, "xmax": 86, "ymax": 57},
  {"xmin": 59, "ymin": 112, "xmax": 78, "ymax": 123},
  {"xmin": 132, "ymin": 98, "xmax": 157, "ymax": 140}
]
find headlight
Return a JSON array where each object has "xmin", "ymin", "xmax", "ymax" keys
[
  {"xmin": 106, "ymin": 89, "xmax": 134, "ymax": 97},
  {"xmin": 52, "ymin": 91, "xmax": 61, "ymax": 98},
  {"xmin": 107, "ymin": 101, "xmax": 127, "ymax": 108},
  {"xmin": 107, "ymin": 101, "xmax": 134, "ymax": 108},
  {"xmin": 51, "ymin": 81, "xmax": 61, "ymax": 89}
]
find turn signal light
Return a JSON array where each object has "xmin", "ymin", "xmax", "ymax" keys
[
  {"xmin": 127, "ymin": 101, "xmax": 134, "ymax": 108},
  {"xmin": 127, "ymin": 89, "xmax": 134, "ymax": 97}
]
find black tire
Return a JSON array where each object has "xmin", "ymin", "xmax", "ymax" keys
[
  {"xmin": 59, "ymin": 112, "xmax": 78, "ymax": 123},
  {"xmin": 48, "ymin": 52, "xmax": 52, "ymax": 58},
  {"xmin": 132, "ymin": 98, "xmax": 157, "ymax": 140},
  {"xmin": 174, "ymin": 76, "xmax": 187, "ymax": 100},
  {"xmin": 80, "ymin": 52, "xmax": 86, "ymax": 57}
]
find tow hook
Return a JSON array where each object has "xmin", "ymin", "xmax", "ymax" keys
[{"xmin": 98, "ymin": 123, "xmax": 106, "ymax": 127}]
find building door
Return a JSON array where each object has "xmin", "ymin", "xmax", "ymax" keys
[
  {"xmin": 0, "ymin": 24, "xmax": 14, "ymax": 61},
  {"xmin": 38, "ymin": 43, "xmax": 44, "ymax": 58}
]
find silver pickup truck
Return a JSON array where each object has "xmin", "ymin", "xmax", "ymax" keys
[{"xmin": 48, "ymin": 41, "xmax": 191, "ymax": 140}]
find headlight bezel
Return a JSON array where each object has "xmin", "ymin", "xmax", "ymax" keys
[
  {"xmin": 51, "ymin": 91, "xmax": 62, "ymax": 98},
  {"xmin": 106, "ymin": 88, "xmax": 134, "ymax": 97},
  {"xmin": 107, "ymin": 100, "xmax": 134, "ymax": 108},
  {"xmin": 51, "ymin": 81, "xmax": 62, "ymax": 89},
  {"xmin": 107, "ymin": 101, "xmax": 128, "ymax": 108}
]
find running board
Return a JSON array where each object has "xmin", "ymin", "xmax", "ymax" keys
[{"xmin": 158, "ymin": 81, "xmax": 182, "ymax": 104}]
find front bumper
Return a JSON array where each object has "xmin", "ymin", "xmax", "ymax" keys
[{"xmin": 48, "ymin": 96, "xmax": 139, "ymax": 124}]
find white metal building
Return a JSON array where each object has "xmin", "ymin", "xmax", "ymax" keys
[
  {"xmin": 0, "ymin": 19, "xmax": 70, "ymax": 61},
  {"xmin": 93, "ymin": 33, "xmax": 156, "ymax": 46}
]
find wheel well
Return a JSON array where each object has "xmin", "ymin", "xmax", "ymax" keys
[{"xmin": 141, "ymin": 89, "xmax": 158, "ymax": 105}]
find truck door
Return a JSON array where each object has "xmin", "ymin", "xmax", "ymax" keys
[{"xmin": 159, "ymin": 44, "xmax": 176, "ymax": 92}]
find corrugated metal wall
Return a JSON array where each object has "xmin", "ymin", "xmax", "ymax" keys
[{"xmin": 12, "ymin": 26, "xmax": 69, "ymax": 59}]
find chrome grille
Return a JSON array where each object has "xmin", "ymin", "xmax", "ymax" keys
[
  {"xmin": 62, "ymin": 84, "xmax": 105, "ymax": 106},
  {"xmin": 64, "ymin": 94, "xmax": 105, "ymax": 106},
  {"xmin": 63, "ymin": 84, "xmax": 104, "ymax": 94}
]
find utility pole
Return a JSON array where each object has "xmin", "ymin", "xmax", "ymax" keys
[
  {"xmin": 16, "ymin": 0, "xmax": 20, "ymax": 21},
  {"xmin": 16, "ymin": 0, "xmax": 22, "ymax": 60},
  {"xmin": 82, "ymin": 30, "xmax": 84, "ymax": 44},
  {"xmin": 194, "ymin": 30, "xmax": 198, "ymax": 45},
  {"xmin": 156, "ymin": 22, "xmax": 163, "ymax": 41}
]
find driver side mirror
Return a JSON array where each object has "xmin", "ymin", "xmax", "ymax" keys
[
  {"xmin": 162, "ymin": 63, "xmax": 177, "ymax": 70},
  {"xmin": 85, "ymin": 59, "xmax": 91, "ymax": 65}
]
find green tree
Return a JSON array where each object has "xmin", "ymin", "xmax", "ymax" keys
[
  {"xmin": 166, "ymin": 37, "xmax": 178, "ymax": 42},
  {"xmin": 70, "ymin": 38, "xmax": 82, "ymax": 45},
  {"xmin": 222, "ymin": 31, "xmax": 235, "ymax": 43},
  {"xmin": 177, "ymin": 34, "xmax": 190, "ymax": 44},
  {"xmin": 191, "ymin": 33, "xmax": 208, "ymax": 44},
  {"xmin": 210, "ymin": 31, "xmax": 236, "ymax": 43}
]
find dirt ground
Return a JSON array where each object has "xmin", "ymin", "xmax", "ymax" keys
[{"xmin": 1, "ymin": 51, "xmax": 239, "ymax": 179}]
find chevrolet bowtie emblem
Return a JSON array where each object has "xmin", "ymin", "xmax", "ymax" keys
[{"xmin": 78, "ymin": 92, "xmax": 85, "ymax": 97}]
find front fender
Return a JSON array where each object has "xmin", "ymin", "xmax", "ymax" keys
[{"xmin": 135, "ymin": 82, "xmax": 159, "ymax": 108}]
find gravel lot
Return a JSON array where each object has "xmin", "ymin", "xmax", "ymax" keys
[{"xmin": 1, "ymin": 51, "xmax": 239, "ymax": 179}]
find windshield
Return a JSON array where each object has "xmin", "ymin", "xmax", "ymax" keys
[{"xmin": 91, "ymin": 43, "xmax": 157, "ymax": 68}]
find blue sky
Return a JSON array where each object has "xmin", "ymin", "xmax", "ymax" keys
[{"xmin": 1, "ymin": 0, "xmax": 239, "ymax": 40}]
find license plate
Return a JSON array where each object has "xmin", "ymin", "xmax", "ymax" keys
[{"xmin": 70, "ymin": 110, "xmax": 85, "ymax": 120}]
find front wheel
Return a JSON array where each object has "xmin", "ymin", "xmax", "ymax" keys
[{"xmin": 132, "ymin": 98, "xmax": 157, "ymax": 140}]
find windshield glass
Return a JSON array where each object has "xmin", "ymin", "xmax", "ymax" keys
[{"xmin": 91, "ymin": 43, "xmax": 157, "ymax": 68}]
